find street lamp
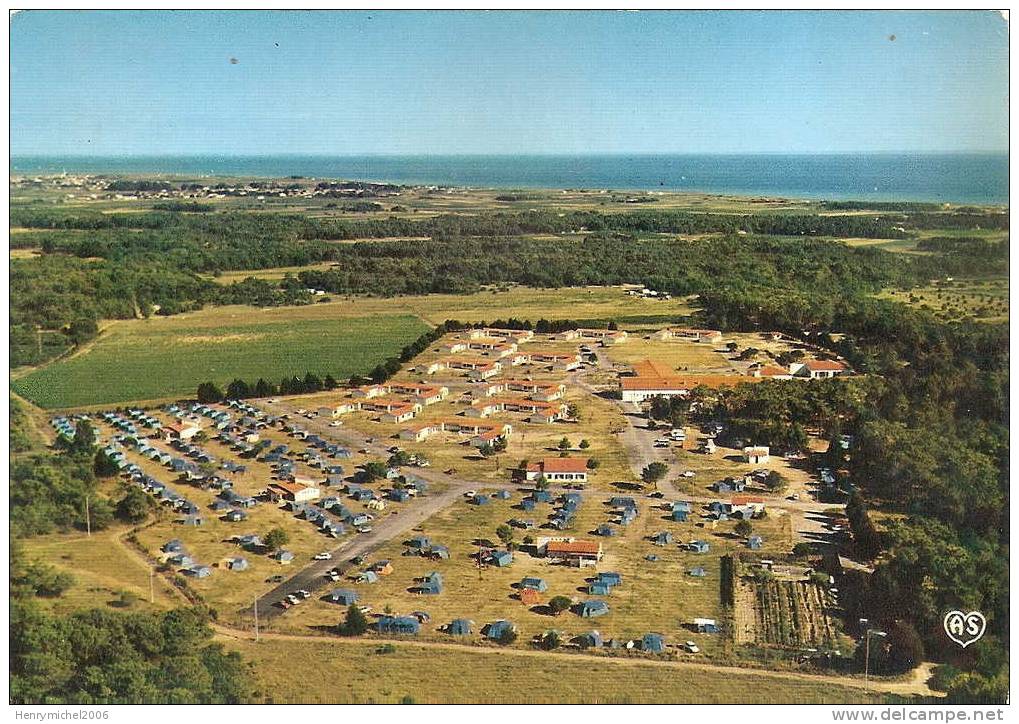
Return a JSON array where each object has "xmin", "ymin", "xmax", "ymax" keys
[{"xmin": 859, "ymin": 618, "xmax": 887, "ymax": 681}]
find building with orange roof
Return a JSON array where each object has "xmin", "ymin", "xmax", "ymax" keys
[
  {"xmin": 542, "ymin": 538, "xmax": 603, "ymax": 566},
  {"xmin": 523, "ymin": 457, "xmax": 589, "ymax": 484}
]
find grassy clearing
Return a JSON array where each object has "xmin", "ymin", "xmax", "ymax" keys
[
  {"xmin": 225, "ymin": 636, "xmax": 887, "ymax": 704},
  {"xmin": 12, "ymin": 314, "xmax": 428, "ymax": 409},
  {"xmin": 19, "ymin": 527, "xmax": 180, "ymax": 615},
  {"xmin": 878, "ymin": 277, "xmax": 1008, "ymax": 323}
]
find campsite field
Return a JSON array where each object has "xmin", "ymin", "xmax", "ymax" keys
[
  {"xmin": 11, "ymin": 314, "xmax": 429, "ymax": 409},
  {"xmin": 224, "ymin": 635, "xmax": 888, "ymax": 704}
]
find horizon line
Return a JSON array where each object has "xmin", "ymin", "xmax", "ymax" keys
[{"xmin": 11, "ymin": 150, "xmax": 1009, "ymax": 159}]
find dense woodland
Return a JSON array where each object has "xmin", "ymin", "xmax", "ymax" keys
[{"xmin": 8, "ymin": 199, "xmax": 1009, "ymax": 702}]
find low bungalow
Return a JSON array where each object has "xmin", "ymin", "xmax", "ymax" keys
[
  {"xmin": 268, "ymin": 480, "xmax": 321, "ymax": 504},
  {"xmin": 523, "ymin": 458, "xmax": 589, "ymax": 485},
  {"xmin": 381, "ymin": 403, "xmax": 422, "ymax": 424},
  {"xmin": 543, "ymin": 539, "xmax": 603, "ymax": 567}
]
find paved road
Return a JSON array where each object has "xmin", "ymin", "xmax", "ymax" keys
[{"xmin": 248, "ymin": 399, "xmax": 482, "ymax": 619}]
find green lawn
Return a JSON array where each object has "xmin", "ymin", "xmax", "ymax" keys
[{"xmin": 12, "ymin": 313, "xmax": 429, "ymax": 409}]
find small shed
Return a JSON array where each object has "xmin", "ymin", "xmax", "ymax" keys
[{"xmin": 579, "ymin": 600, "xmax": 610, "ymax": 618}]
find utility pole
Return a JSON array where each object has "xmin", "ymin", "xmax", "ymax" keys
[
  {"xmin": 859, "ymin": 618, "xmax": 887, "ymax": 682},
  {"xmin": 254, "ymin": 598, "xmax": 260, "ymax": 642},
  {"xmin": 84, "ymin": 495, "xmax": 91, "ymax": 537},
  {"xmin": 149, "ymin": 569, "xmax": 154, "ymax": 604}
]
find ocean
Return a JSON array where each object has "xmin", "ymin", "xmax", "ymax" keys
[{"xmin": 9, "ymin": 153, "xmax": 1008, "ymax": 204}]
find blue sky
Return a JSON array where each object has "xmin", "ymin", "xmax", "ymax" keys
[{"xmin": 10, "ymin": 10, "xmax": 1009, "ymax": 155}]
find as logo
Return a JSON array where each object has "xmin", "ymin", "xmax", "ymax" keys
[{"xmin": 943, "ymin": 610, "xmax": 986, "ymax": 648}]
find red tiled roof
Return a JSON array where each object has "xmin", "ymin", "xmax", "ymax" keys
[
  {"xmin": 805, "ymin": 359, "xmax": 847, "ymax": 371},
  {"xmin": 538, "ymin": 457, "xmax": 589, "ymax": 474},
  {"xmin": 546, "ymin": 540, "xmax": 601, "ymax": 555}
]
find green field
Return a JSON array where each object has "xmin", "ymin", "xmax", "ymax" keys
[{"xmin": 12, "ymin": 313, "xmax": 429, "ymax": 409}]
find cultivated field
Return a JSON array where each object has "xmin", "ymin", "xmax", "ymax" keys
[{"xmin": 12, "ymin": 314, "xmax": 428, "ymax": 409}]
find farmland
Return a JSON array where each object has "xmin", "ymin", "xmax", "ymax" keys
[
  {"xmin": 877, "ymin": 276, "xmax": 1009, "ymax": 323},
  {"xmin": 12, "ymin": 314, "xmax": 428, "ymax": 409}
]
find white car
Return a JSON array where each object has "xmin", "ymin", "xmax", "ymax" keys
[
  {"xmin": 464, "ymin": 490, "xmax": 477, "ymax": 498},
  {"xmin": 313, "ymin": 552, "xmax": 332, "ymax": 560},
  {"xmin": 329, "ymin": 421, "xmax": 343, "ymax": 427},
  {"xmin": 296, "ymin": 408, "xmax": 307, "ymax": 415},
  {"xmin": 681, "ymin": 470, "xmax": 696, "ymax": 478},
  {"xmin": 357, "ymin": 526, "xmax": 373, "ymax": 534},
  {"xmin": 684, "ymin": 641, "xmax": 700, "ymax": 653}
]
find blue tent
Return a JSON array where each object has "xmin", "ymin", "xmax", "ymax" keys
[
  {"xmin": 389, "ymin": 489, "xmax": 411, "ymax": 502},
  {"xmin": 485, "ymin": 620, "xmax": 515, "ymax": 640},
  {"xmin": 642, "ymin": 633, "xmax": 666, "ymax": 653},
  {"xmin": 490, "ymin": 550, "xmax": 513, "ymax": 567},
  {"xmin": 596, "ymin": 572, "xmax": 622, "ymax": 587},
  {"xmin": 227, "ymin": 557, "xmax": 248, "ymax": 571},
  {"xmin": 532, "ymin": 490, "xmax": 553, "ymax": 503},
  {"xmin": 520, "ymin": 499, "xmax": 536, "ymax": 511},
  {"xmin": 358, "ymin": 570, "xmax": 380, "ymax": 584},
  {"xmin": 747, "ymin": 535, "xmax": 764, "ymax": 550},
  {"xmin": 407, "ymin": 536, "xmax": 431, "ymax": 549},
  {"xmin": 375, "ymin": 616, "xmax": 420, "ymax": 635},
  {"xmin": 580, "ymin": 600, "xmax": 610, "ymax": 618},
  {"xmin": 520, "ymin": 577, "xmax": 548, "ymax": 592},
  {"xmin": 472, "ymin": 494, "xmax": 490, "ymax": 506},
  {"xmin": 492, "ymin": 489, "xmax": 512, "ymax": 500},
  {"xmin": 596, "ymin": 524, "xmax": 615, "ymax": 537},
  {"xmin": 328, "ymin": 589, "xmax": 359, "ymax": 605},
  {"xmin": 588, "ymin": 583, "xmax": 611, "ymax": 596},
  {"xmin": 578, "ymin": 630, "xmax": 603, "ymax": 649},
  {"xmin": 672, "ymin": 509, "xmax": 689, "ymax": 522},
  {"xmin": 689, "ymin": 540, "xmax": 710, "ymax": 553},
  {"xmin": 688, "ymin": 567, "xmax": 708, "ymax": 577},
  {"xmin": 653, "ymin": 531, "xmax": 673, "ymax": 545},
  {"xmin": 447, "ymin": 618, "xmax": 472, "ymax": 635}
]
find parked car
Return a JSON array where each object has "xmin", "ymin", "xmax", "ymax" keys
[
  {"xmin": 684, "ymin": 641, "xmax": 700, "ymax": 654},
  {"xmin": 357, "ymin": 527, "xmax": 373, "ymax": 534},
  {"xmin": 314, "ymin": 552, "xmax": 332, "ymax": 560},
  {"xmin": 329, "ymin": 421, "xmax": 343, "ymax": 427},
  {"xmin": 267, "ymin": 575, "xmax": 285, "ymax": 583}
]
